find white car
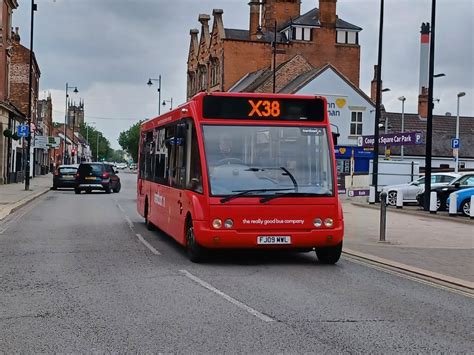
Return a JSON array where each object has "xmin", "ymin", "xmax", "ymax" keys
[
  {"xmin": 381, "ymin": 172, "xmax": 460, "ymax": 206},
  {"xmin": 116, "ymin": 162, "xmax": 128, "ymax": 169}
]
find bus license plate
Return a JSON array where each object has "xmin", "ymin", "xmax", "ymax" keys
[{"xmin": 257, "ymin": 236, "xmax": 291, "ymax": 245}]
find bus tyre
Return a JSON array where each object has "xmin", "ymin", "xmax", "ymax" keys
[
  {"xmin": 186, "ymin": 224, "xmax": 206, "ymax": 263},
  {"xmin": 145, "ymin": 202, "xmax": 154, "ymax": 231},
  {"xmin": 316, "ymin": 242, "xmax": 342, "ymax": 264}
]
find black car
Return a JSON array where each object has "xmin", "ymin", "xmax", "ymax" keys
[
  {"xmin": 52, "ymin": 165, "xmax": 78, "ymax": 189},
  {"xmin": 417, "ymin": 173, "xmax": 474, "ymax": 210},
  {"xmin": 75, "ymin": 162, "xmax": 121, "ymax": 194}
]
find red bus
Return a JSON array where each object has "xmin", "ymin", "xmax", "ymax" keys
[{"xmin": 137, "ymin": 92, "xmax": 343, "ymax": 263}]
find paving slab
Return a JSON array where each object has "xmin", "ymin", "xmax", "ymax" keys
[
  {"xmin": 341, "ymin": 200, "xmax": 474, "ymax": 284},
  {"xmin": 0, "ymin": 174, "xmax": 52, "ymax": 220}
]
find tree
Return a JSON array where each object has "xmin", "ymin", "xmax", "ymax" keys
[
  {"xmin": 79, "ymin": 123, "xmax": 113, "ymax": 161},
  {"xmin": 118, "ymin": 121, "xmax": 143, "ymax": 163}
]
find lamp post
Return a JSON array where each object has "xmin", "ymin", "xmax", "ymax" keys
[
  {"xmin": 398, "ymin": 96, "xmax": 406, "ymax": 160},
  {"xmin": 455, "ymin": 92, "xmax": 466, "ymax": 173},
  {"xmin": 147, "ymin": 76, "xmax": 162, "ymax": 115},
  {"xmin": 371, "ymin": 0, "xmax": 385, "ymax": 202},
  {"xmin": 272, "ymin": 20, "xmax": 277, "ymax": 93},
  {"xmin": 96, "ymin": 131, "xmax": 100, "ymax": 162},
  {"xmin": 423, "ymin": 0, "xmax": 437, "ymax": 211},
  {"xmin": 63, "ymin": 83, "xmax": 79, "ymax": 164},
  {"xmin": 162, "ymin": 98, "xmax": 173, "ymax": 111},
  {"xmin": 25, "ymin": 0, "xmax": 37, "ymax": 191}
]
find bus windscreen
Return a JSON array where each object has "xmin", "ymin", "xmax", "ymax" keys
[{"xmin": 202, "ymin": 96, "xmax": 325, "ymax": 121}]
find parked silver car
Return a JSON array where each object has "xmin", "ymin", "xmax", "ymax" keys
[{"xmin": 381, "ymin": 172, "xmax": 460, "ymax": 206}]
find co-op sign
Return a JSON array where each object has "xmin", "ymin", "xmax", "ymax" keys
[{"xmin": 358, "ymin": 132, "xmax": 424, "ymax": 147}]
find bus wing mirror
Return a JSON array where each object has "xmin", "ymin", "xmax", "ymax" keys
[{"xmin": 332, "ymin": 132, "xmax": 340, "ymax": 146}]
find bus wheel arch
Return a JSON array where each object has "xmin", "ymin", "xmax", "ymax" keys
[
  {"xmin": 144, "ymin": 196, "xmax": 154, "ymax": 231},
  {"xmin": 185, "ymin": 215, "xmax": 206, "ymax": 263}
]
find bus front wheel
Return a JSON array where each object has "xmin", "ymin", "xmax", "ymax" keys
[
  {"xmin": 144, "ymin": 201, "xmax": 154, "ymax": 231},
  {"xmin": 315, "ymin": 242, "xmax": 342, "ymax": 264},
  {"xmin": 186, "ymin": 223, "xmax": 206, "ymax": 263}
]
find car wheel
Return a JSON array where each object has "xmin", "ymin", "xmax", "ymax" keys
[
  {"xmin": 104, "ymin": 184, "xmax": 111, "ymax": 194},
  {"xmin": 437, "ymin": 198, "xmax": 441, "ymax": 211},
  {"xmin": 74, "ymin": 188, "xmax": 81, "ymax": 195},
  {"xmin": 461, "ymin": 199, "xmax": 470, "ymax": 217},
  {"xmin": 387, "ymin": 191, "xmax": 397, "ymax": 206},
  {"xmin": 315, "ymin": 242, "xmax": 342, "ymax": 265},
  {"xmin": 51, "ymin": 185, "xmax": 57, "ymax": 190},
  {"xmin": 113, "ymin": 182, "xmax": 121, "ymax": 193},
  {"xmin": 186, "ymin": 221, "xmax": 206, "ymax": 263},
  {"xmin": 144, "ymin": 200, "xmax": 154, "ymax": 231},
  {"xmin": 85, "ymin": 189, "xmax": 92, "ymax": 194}
]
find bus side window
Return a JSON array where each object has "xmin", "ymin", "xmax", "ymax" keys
[{"xmin": 187, "ymin": 122, "xmax": 203, "ymax": 193}]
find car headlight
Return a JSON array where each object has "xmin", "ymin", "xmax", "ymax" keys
[{"xmin": 212, "ymin": 219, "xmax": 222, "ymax": 229}]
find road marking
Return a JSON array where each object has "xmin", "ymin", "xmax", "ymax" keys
[
  {"xmin": 136, "ymin": 233, "xmax": 161, "ymax": 255},
  {"xmin": 179, "ymin": 269, "xmax": 275, "ymax": 323},
  {"xmin": 343, "ymin": 253, "xmax": 474, "ymax": 299},
  {"xmin": 114, "ymin": 198, "xmax": 161, "ymax": 256}
]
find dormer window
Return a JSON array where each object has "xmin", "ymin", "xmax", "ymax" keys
[
  {"xmin": 287, "ymin": 26, "xmax": 312, "ymax": 42},
  {"xmin": 337, "ymin": 30, "xmax": 358, "ymax": 45}
]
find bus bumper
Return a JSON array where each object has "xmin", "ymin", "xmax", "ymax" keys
[{"xmin": 192, "ymin": 221, "xmax": 343, "ymax": 249}]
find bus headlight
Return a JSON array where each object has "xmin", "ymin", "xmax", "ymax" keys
[
  {"xmin": 224, "ymin": 219, "xmax": 234, "ymax": 229},
  {"xmin": 212, "ymin": 219, "xmax": 222, "ymax": 229},
  {"xmin": 324, "ymin": 218, "xmax": 334, "ymax": 228},
  {"xmin": 313, "ymin": 218, "xmax": 323, "ymax": 228}
]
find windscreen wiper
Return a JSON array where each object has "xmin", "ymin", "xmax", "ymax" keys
[
  {"xmin": 260, "ymin": 191, "xmax": 331, "ymax": 203},
  {"xmin": 220, "ymin": 188, "xmax": 295, "ymax": 203}
]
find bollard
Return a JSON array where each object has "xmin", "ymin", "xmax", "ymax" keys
[
  {"xmin": 429, "ymin": 191, "xmax": 438, "ymax": 214},
  {"xmin": 396, "ymin": 190, "xmax": 403, "ymax": 209},
  {"xmin": 470, "ymin": 196, "xmax": 474, "ymax": 220},
  {"xmin": 379, "ymin": 191, "xmax": 387, "ymax": 242},
  {"xmin": 449, "ymin": 193, "xmax": 457, "ymax": 217},
  {"xmin": 369, "ymin": 186, "xmax": 376, "ymax": 204}
]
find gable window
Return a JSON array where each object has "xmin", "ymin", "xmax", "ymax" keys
[
  {"xmin": 350, "ymin": 112, "xmax": 363, "ymax": 136},
  {"xmin": 209, "ymin": 58, "xmax": 220, "ymax": 88}
]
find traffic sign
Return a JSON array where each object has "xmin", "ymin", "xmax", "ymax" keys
[
  {"xmin": 451, "ymin": 138, "xmax": 460, "ymax": 149},
  {"xmin": 17, "ymin": 125, "xmax": 29, "ymax": 138}
]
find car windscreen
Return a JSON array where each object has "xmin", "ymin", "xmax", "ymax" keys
[
  {"xmin": 59, "ymin": 167, "xmax": 77, "ymax": 174},
  {"xmin": 78, "ymin": 164, "xmax": 103, "ymax": 175}
]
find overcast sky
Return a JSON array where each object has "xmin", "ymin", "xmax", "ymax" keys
[{"xmin": 13, "ymin": 0, "xmax": 473, "ymax": 149}]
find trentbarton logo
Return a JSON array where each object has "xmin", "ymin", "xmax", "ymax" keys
[{"xmin": 242, "ymin": 218, "xmax": 305, "ymax": 226}]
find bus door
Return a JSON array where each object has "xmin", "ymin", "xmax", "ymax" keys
[
  {"xmin": 138, "ymin": 131, "xmax": 153, "ymax": 215},
  {"xmin": 164, "ymin": 122, "xmax": 188, "ymax": 241}
]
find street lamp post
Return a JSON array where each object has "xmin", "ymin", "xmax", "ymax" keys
[
  {"xmin": 455, "ymin": 92, "xmax": 466, "ymax": 173},
  {"xmin": 147, "ymin": 75, "xmax": 162, "ymax": 115},
  {"xmin": 96, "ymin": 132, "xmax": 100, "ymax": 162},
  {"xmin": 25, "ymin": 0, "xmax": 37, "ymax": 191},
  {"xmin": 63, "ymin": 83, "xmax": 79, "ymax": 164},
  {"xmin": 398, "ymin": 96, "xmax": 406, "ymax": 160},
  {"xmin": 86, "ymin": 122, "xmax": 96, "ymax": 162},
  {"xmin": 162, "ymin": 98, "xmax": 173, "ymax": 111},
  {"xmin": 272, "ymin": 20, "xmax": 277, "ymax": 93}
]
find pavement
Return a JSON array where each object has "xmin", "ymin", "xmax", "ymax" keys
[
  {"xmin": 1, "ymin": 172, "xmax": 472, "ymax": 290},
  {"xmin": 0, "ymin": 173, "xmax": 52, "ymax": 221}
]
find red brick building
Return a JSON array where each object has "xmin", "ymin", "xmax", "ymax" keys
[
  {"xmin": 0, "ymin": 0, "xmax": 26, "ymax": 184},
  {"xmin": 10, "ymin": 27, "xmax": 42, "ymax": 176},
  {"xmin": 186, "ymin": 0, "xmax": 361, "ymax": 99}
]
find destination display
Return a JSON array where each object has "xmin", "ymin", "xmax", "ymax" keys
[
  {"xmin": 202, "ymin": 96, "xmax": 325, "ymax": 121},
  {"xmin": 357, "ymin": 132, "xmax": 424, "ymax": 147}
]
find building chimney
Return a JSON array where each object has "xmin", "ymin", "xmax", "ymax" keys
[
  {"xmin": 249, "ymin": 1, "xmax": 260, "ymax": 40},
  {"xmin": 418, "ymin": 86, "xmax": 429, "ymax": 119},
  {"xmin": 419, "ymin": 22, "xmax": 430, "ymax": 94},
  {"xmin": 370, "ymin": 65, "xmax": 378, "ymax": 103},
  {"xmin": 198, "ymin": 14, "xmax": 211, "ymax": 47},
  {"xmin": 319, "ymin": 0, "xmax": 337, "ymax": 29}
]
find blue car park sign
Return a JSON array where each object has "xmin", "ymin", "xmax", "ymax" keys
[
  {"xmin": 17, "ymin": 124, "xmax": 29, "ymax": 138},
  {"xmin": 451, "ymin": 138, "xmax": 460, "ymax": 149}
]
